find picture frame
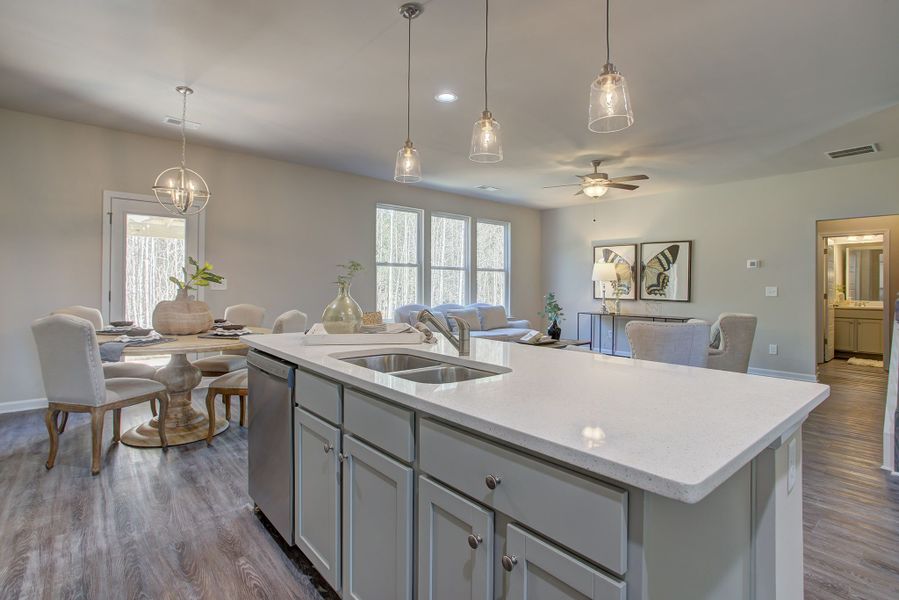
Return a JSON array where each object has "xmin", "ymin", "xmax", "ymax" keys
[
  {"xmin": 593, "ymin": 244, "xmax": 638, "ymax": 301},
  {"xmin": 639, "ymin": 241, "xmax": 692, "ymax": 302}
]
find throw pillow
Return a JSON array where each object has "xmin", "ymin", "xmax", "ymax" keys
[
  {"xmin": 710, "ymin": 321, "xmax": 722, "ymax": 349},
  {"xmin": 478, "ymin": 305, "xmax": 509, "ymax": 330},
  {"xmin": 445, "ymin": 308, "xmax": 482, "ymax": 331},
  {"xmin": 410, "ymin": 310, "xmax": 449, "ymax": 330}
]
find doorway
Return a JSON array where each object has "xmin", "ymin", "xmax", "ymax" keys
[{"xmin": 101, "ymin": 191, "xmax": 205, "ymax": 326}]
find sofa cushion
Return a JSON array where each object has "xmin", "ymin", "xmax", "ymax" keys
[
  {"xmin": 445, "ymin": 308, "xmax": 482, "ymax": 331},
  {"xmin": 477, "ymin": 305, "xmax": 509, "ymax": 330}
]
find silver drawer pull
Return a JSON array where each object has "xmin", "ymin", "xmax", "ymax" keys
[
  {"xmin": 323, "ymin": 442, "xmax": 333, "ymax": 453},
  {"xmin": 501, "ymin": 554, "xmax": 518, "ymax": 572},
  {"xmin": 337, "ymin": 452, "xmax": 347, "ymax": 462},
  {"xmin": 485, "ymin": 474, "xmax": 502, "ymax": 490},
  {"xmin": 467, "ymin": 534, "xmax": 482, "ymax": 549}
]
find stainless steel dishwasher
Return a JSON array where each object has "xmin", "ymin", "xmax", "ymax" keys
[{"xmin": 247, "ymin": 350, "xmax": 295, "ymax": 544}]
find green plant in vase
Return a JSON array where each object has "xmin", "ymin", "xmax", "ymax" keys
[
  {"xmin": 322, "ymin": 260, "xmax": 365, "ymax": 334},
  {"xmin": 539, "ymin": 292, "xmax": 565, "ymax": 340},
  {"xmin": 168, "ymin": 257, "xmax": 224, "ymax": 295}
]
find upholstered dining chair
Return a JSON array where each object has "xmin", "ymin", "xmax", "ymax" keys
[
  {"xmin": 32, "ymin": 315, "xmax": 169, "ymax": 475},
  {"xmin": 625, "ymin": 321, "xmax": 711, "ymax": 368},
  {"xmin": 51, "ymin": 305, "xmax": 158, "ymax": 414},
  {"xmin": 204, "ymin": 309, "xmax": 305, "ymax": 444},
  {"xmin": 191, "ymin": 303, "xmax": 267, "ymax": 377},
  {"xmin": 703, "ymin": 313, "xmax": 758, "ymax": 373}
]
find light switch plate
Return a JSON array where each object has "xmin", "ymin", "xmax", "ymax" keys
[
  {"xmin": 769, "ymin": 344, "xmax": 778, "ymax": 355},
  {"xmin": 765, "ymin": 286, "xmax": 778, "ymax": 297},
  {"xmin": 787, "ymin": 438, "xmax": 798, "ymax": 493},
  {"xmin": 209, "ymin": 277, "xmax": 227, "ymax": 291},
  {"xmin": 747, "ymin": 259, "xmax": 760, "ymax": 269}
]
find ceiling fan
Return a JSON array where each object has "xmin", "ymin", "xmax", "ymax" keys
[{"xmin": 543, "ymin": 159, "xmax": 648, "ymax": 198}]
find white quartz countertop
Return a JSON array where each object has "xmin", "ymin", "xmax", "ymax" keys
[{"xmin": 242, "ymin": 334, "xmax": 830, "ymax": 503}]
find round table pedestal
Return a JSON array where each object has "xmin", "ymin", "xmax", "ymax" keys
[{"xmin": 121, "ymin": 353, "xmax": 230, "ymax": 448}]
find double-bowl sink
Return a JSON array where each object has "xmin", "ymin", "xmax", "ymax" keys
[{"xmin": 337, "ymin": 351, "xmax": 510, "ymax": 384}]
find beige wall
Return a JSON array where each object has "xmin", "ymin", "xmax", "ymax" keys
[
  {"xmin": 541, "ymin": 156, "xmax": 899, "ymax": 377},
  {"xmin": 0, "ymin": 108, "xmax": 542, "ymax": 405}
]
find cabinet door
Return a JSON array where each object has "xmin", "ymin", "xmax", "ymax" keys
[
  {"xmin": 505, "ymin": 525, "xmax": 625, "ymax": 600},
  {"xmin": 834, "ymin": 317, "xmax": 856, "ymax": 351},
  {"xmin": 856, "ymin": 319, "xmax": 883, "ymax": 354},
  {"xmin": 294, "ymin": 408, "xmax": 342, "ymax": 591},
  {"xmin": 418, "ymin": 476, "xmax": 494, "ymax": 600},
  {"xmin": 342, "ymin": 435, "xmax": 413, "ymax": 600}
]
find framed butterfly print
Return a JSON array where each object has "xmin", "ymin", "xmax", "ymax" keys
[
  {"xmin": 593, "ymin": 244, "xmax": 637, "ymax": 301},
  {"xmin": 639, "ymin": 241, "xmax": 692, "ymax": 302}
]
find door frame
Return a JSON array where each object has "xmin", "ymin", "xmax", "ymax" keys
[
  {"xmin": 101, "ymin": 190, "xmax": 207, "ymax": 321},
  {"xmin": 815, "ymin": 224, "xmax": 891, "ymax": 364}
]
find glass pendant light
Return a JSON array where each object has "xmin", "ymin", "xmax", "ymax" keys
[
  {"xmin": 588, "ymin": 0, "xmax": 634, "ymax": 133},
  {"xmin": 469, "ymin": 0, "xmax": 503, "ymax": 163},
  {"xmin": 153, "ymin": 86, "xmax": 211, "ymax": 215},
  {"xmin": 395, "ymin": 3, "xmax": 423, "ymax": 183}
]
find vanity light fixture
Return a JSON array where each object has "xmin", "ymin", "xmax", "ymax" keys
[
  {"xmin": 469, "ymin": 0, "xmax": 503, "ymax": 163},
  {"xmin": 394, "ymin": 3, "xmax": 423, "ymax": 183},
  {"xmin": 588, "ymin": 0, "xmax": 634, "ymax": 133},
  {"xmin": 153, "ymin": 86, "xmax": 211, "ymax": 215}
]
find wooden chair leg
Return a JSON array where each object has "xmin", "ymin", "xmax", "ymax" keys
[
  {"xmin": 44, "ymin": 408, "xmax": 60, "ymax": 470},
  {"xmin": 90, "ymin": 409, "xmax": 105, "ymax": 475},
  {"xmin": 223, "ymin": 394, "xmax": 232, "ymax": 421},
  {"xmin": 205, "ymin": 389, "xmax": 217, "ymax": 446},
  {"xmin": 112, "ymin": 408, "xmax": 122, "ymax": 443},
  {"xmin": 157, "ymin": 394, "xmax": 169, "ymax": 451},
  {"xmin": 239, "ymin": 395, "xmax": 247, "ymax": 428},
  {"xmin": 57, "ymin": 411, "xmax": 69, "ymax": 434},
  {"xmin": 150, "ymin": 397, "xmax": 158, "ymax": 417}
]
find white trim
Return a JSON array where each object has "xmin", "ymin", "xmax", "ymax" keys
[
  {"xmin": 748, "ymin": 367, "xmax": 818, "ymax": 383},
  {"xmin": 0, "ymin": 397, "xmax": 48, "ymax": 414}
]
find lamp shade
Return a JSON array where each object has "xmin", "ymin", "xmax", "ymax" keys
[
  {"xmin": 592, "ymin": 262, "xmax": 618, "ymax": 282},
  {"xmin": 588, "ymin": 64, "xmax": 633, "ymax": 133}
]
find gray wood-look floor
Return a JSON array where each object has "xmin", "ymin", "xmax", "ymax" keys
[{"xmin": 0, "ymin": 361, "xmax": 896, "ymax": 599}]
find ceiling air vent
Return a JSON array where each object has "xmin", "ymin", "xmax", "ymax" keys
[
  {"xmin": 827, "ymin": 144, "xmax": 878, "ymax": 160},
  {"xmin": 163, "ymin": 116, "xmax": 201, "ymax": 130}
]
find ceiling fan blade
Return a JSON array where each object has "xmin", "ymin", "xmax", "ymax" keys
[
  {"xmin": 574, "ymin": 189, "xmax": 584, "ymax": 196},
  {"xmin": 608, "ymin": 174, "xmax": 649, "ymax": 183},
  {"xmin": 543, "ymin": 184, "xmax": 582, "ymax": 189},
  {"xmin": 602, "ymin": 183, "xmax": 639, "ymax": 191}
]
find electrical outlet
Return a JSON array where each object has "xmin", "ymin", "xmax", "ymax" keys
[
  {"xmin": 746, "ymin": 259, "xmax": 760, "ymax": 269},
  {"xmin": 209, "ymin": 277, "xmax": 227, "ymax": 291},
  {"xmin": 787, "ymin": 437, "xmax": 798, "ymax": 493},
  {"xmin": 765, "ymin": 286, "xmax": 778, "ymax": 297},
  {"xmin": 769, "ymin": 344, "xmax": 778, "ymax": 355}
]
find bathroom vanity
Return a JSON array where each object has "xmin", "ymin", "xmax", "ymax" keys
[{"xmin": 243, "ymin": 334, "xmax": 829, "ymax": 600}]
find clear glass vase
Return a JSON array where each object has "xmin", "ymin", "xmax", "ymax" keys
[{"xmin": 321, "ymin": 281, "xmax": 363, "ymax": 334}]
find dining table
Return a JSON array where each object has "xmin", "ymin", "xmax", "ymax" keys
[{"xmin": 117, "ymin": 327, "xmax": 269, "ymax": 448}]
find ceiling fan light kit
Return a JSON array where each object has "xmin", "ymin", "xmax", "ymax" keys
[
  {"xmin": 469, "ymin": 0, "xmax": 503, "ymax": 163},
  {"xmin": 394, "ymin": 2, "xmax": 423, "ymax": 183},
  {"xmin": 543, "ymin": 159, "xmax": 648, "ymax": 198},
  {"xmin": 152, "ymin": 86, "xmax": 211, "ymax": 215},
  {"xmin": 588, "ymin": 0, "xmax": 634, "ymax": 133}
]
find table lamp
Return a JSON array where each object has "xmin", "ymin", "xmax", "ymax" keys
[{"xmin": 592, "ymin": 262, "xmax": 619, "ymax": 314}]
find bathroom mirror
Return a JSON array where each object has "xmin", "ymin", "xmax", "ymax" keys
[{"xmin": 844, "ymin": 246, "xmax": 883, "ymax": 302}]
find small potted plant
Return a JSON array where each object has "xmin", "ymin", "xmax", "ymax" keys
[
  {"xmin": 539, "ymin": 292, "xmax": 565, "ymax": 340},
  {"xmin": 152, "ymin": 258, "xmax": 225, "ymax": 335},
  {"xmin": 322, "ymin": 260, "xmax": 365, "ymax": 334}
]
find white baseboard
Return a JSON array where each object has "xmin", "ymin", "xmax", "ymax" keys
[
  {"xmin": 0, "ymin": 397, "xmax": 48, "ymax": 414},
  {"xmin": 748, "ymin": 367, "xmax": 818, "ymax": 383}
]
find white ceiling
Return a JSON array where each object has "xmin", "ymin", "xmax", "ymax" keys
[{"xmin": 1, "ymin": 0, "xmax": 898, "ymax": 209}]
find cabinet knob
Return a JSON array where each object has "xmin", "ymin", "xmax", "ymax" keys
[
  {"xmin": 467, "ymin": 534, "xmax": 482, "ymax": 549},
  {"xmin": 337, "ymin": 452, "xmax": 347, "ymax": 462},
  {"xmin": 323, "ymin": 442, "xmax": 333, "ymax": 453},
  {"xmin": 501, "ymin": 554, "xmax": 518, "ymax": 572},
  {"xmin": 485, "ymin": 474, "xmax": 502, "ymax": 490}
]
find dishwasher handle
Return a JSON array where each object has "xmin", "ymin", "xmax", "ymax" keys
[{"xmin": 248, "ymin": 350, "xmax": 295, "ymax": 385}]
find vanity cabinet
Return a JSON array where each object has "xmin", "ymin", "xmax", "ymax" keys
[
  {"xmin": 417, "ymin": 476, "xmax": 494, "ymax": 600},
  {"xmin": 341, "ymin": 434, "xmax": 413, "ymax": 600},
  {"xmin": 834, "ymin": 308, "xmax": 883, "ymax": 354}
]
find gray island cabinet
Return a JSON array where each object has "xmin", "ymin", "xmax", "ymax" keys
[{"xmin": 244, "ymin": 335, "xmax": 830, "ymax": 600}]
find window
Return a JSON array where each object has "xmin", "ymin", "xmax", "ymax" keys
[
  {"xmin": 430, "ymin": 213, "xmax": 469, "ymax": 305},
  {"xmin": 476, "ymin": 220, "xmax": 510, "ymax": 308},
  {"xmin": 376, "ymin": 204, "xmax": 422, "ymax": 319}
]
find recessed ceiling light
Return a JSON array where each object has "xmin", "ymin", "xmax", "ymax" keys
[
  {"xmin": 475, "ymin": 185, "xmax": 500, "ymax": 191},
  {"xmin": 435, "ymin": 92, "xmax": 458, "ymax": 103}
]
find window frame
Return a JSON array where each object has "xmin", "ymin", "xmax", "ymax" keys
[
  {"xmin": 428, "ymin": 211, "xmax": 471, "ymax": 306},
  {"xmin": 375, "ymin": 203, "xmax": 424, "ymax": 319},
  {"xmin": 475, "ymin": 218, "xmax": 511, "ymax": 312}
]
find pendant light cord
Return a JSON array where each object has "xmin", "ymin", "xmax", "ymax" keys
[
  {"xmin": 605, "ymin": 0, "xmax": 611, "ymax": 64},
  {"xmin": 406, "ymin": 14, "xmax": 412, "ymax": 142},
  {"xmin": 484, "ymin": 0, "xmax": 489, "ymax": 112},
  {"xmin": 180, "ymin": 90, "xmax": 187, "ymax": 169}
]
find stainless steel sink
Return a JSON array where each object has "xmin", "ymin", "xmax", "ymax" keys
[
  {"xmin": 336, "ymin": 351, "xmax": 508, "ymax": 384},
  {"xmin": 393, "ymin": 365, "xmax": 496, "ymax": 384},
  {"xmin": 341, "ymin": 354, "xmax": 444, "ymax": 373}
]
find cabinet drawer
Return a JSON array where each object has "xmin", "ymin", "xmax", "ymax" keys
[
  {"xmin": 343, "ymin": 389, "xmax": 414, "ymax": 463},
  {"xmin": 419, "ymin": 419, "xmax": 628, "ymax": 575},
  {"xmin": 297, "ymin": 370, "xmax": 342, "ymax": 424}
]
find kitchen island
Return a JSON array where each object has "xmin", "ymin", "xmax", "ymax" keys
[{"xmin": 242, "ymin": 333, "xmax": 829, "ymax": 600}]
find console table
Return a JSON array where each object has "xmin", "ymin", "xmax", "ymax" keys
[{"xmin": 576, "ymin": 312, "xmax": 691, "ymax": 356}]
